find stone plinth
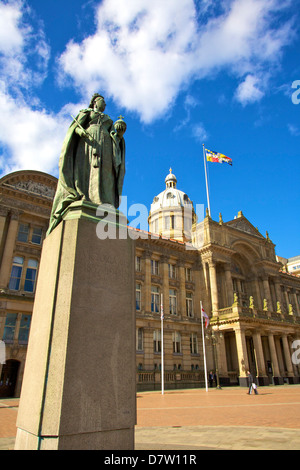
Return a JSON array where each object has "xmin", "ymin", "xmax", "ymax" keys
[{"xmin": 15, "ymin": 201, "xmax": 136, "ymax": 450}]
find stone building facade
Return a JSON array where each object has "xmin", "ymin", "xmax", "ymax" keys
[{"xmin": 0, "ymin": 169, "xmax": 299, "ymax": 396}]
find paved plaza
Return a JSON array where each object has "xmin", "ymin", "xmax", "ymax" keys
[{"xmin": 1, "ymin": 385, "xmax": 300, "ymax": 450}]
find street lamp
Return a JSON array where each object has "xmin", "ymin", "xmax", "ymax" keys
[{"xmin": 206, "ymin": 329, "xmax": 223, "ymax": 390}]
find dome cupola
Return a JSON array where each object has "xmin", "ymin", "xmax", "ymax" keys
[{"xmin": 148, "ymin": 169, "xmax": 195, "ymax": 242}]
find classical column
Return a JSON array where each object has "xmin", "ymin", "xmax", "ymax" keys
[
  {"xmin": 267, "ymin": 333, "xmax": 280, "ymax": 378},
  {"xmin": 274, "ymin": 279, "xmax": 283, "ymax": 311},
  {"xmin": 143, "ymin": 251, "xmax": 151, "ymax": 313},
  {"xmin": 224, "ymin": 263, "xmax": 233, "ymax": 306},
  {"xmin": 0, "ymin": 208, "xmax": 8, "ymax": 251},
  {"xmin": 178, "ymin": 261, "xmax": 186, "ymax": 316},
  {"xmin": 160, "ymin": 256, "xmax": 169, "ymax": 316},
  {"xmin": 143, "ymin": 327, "xmax": 154, "ymax": 370},
  {"xmin": 234, "ymin": 327, "xmax": 249, "ymax": 386},
  {"xmin": 252, "ymin": 331, "xmax": 267, "ymax": 378},
  {"xmin": 262, "ymin": 275, "xmax": 273, "ymax": 311},
  {"xmin": 292, "ymin": 290, "xmax": 300, "ymax": 316},
  {"xmin": 253, "ymin": 278, "xmax": 263, "ymax": 310},
  {"xmin": 192, "ymin": 262, "xmax": 201, "ymax": 319},
  {"xmin": 208, "ymin": 261, "xmax": 219, "ymax": 315},
  {"xmin": 217, "ymin": 333, "xmax": 228, "ymax": 377},
  {"xmin": 281, "ymin": 334, "xmax": 294, "ymax": 377},
  {"xmin": 0, "ymin": 211, "xmax": 19, "ymax": 288},
  {"xmin": 283, "ymin": 288, "xmax": 290, "ymax": 314}
]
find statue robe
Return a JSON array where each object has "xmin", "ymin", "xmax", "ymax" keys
[{"xmin": 47, "ymin": 108, "xmax": 125, "ymax": 235}]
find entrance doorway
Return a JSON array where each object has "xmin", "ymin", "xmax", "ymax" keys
[
  {"xmin": 0, "ymin": 360, "xmax": 20, "ymax": 397},
  {"xmin": 246, "ymin": 336, "xmax": 257, "ymax": 376}
]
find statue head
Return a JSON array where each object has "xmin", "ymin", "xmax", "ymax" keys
[{"xmin": 89, "ymin": 93, "xmax": 106, "ymax": 111}]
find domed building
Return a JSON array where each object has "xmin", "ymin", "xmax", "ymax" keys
[
  {"xmin": 148, "ymin": 169, "xmax": 196, "ymax": 242},
  {"xmin": 0, "ymin": 168, "xmax": 299, "ymax": 397}
]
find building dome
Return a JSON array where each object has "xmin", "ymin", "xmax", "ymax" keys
[
  {"xmin": 151, "ymin": 169, "xmax": 193, "ymax": 212},
  {"xmin": 148, "ymin": 169, "xmax": 195, "ymax": 242},
  {"xmin": 165, "ymin": 168, "xmax": 177, "ymax": 188}
]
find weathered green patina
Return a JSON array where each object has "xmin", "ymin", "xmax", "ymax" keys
[{"xmin": 47, "ymin": 94, "xmax": 126, "ymax": 235}]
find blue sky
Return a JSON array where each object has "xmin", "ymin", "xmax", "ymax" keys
[{"xmin": 0, "ymin": 0, "xmax": 299, "ymax": 258}]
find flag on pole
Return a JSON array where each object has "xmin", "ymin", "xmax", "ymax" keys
[
  {"xmin": 205, "ymin": 148, "xmax": 232, "ymax": 166},
  {"xmin": 201, "ymin": 306, "xmax": 210, "ymax": 328},
  {"xmin": 161, "ymin": 298, "xmax": 164, "ymax": 320}
]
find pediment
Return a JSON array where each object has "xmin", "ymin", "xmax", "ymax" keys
[
  {"xmin": 226, "ymin": 216, "xmax": 264, "ymax": 238},
  {"xmin": 0, "ymin": 170, "xmax": 57, "ymax": 199}
]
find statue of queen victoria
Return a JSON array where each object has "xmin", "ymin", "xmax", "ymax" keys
[{"xmin": 47, "ymin": 94, "xmax": 126, "ymax": 235}]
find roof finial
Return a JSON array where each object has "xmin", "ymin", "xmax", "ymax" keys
[{"xmin": 169, "ymin": 167, "xmax": 172, "ymax": 173}]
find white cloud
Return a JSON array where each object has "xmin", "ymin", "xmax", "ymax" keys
[
  {"xmin": 0, "ymin": 0, "xmax": 296, "ymax": 176},
  {"xmin": 192, "ymin": 123, "xmax": 208, "ymax": 142},
  {"xmin": 235, "ymin": 74, "xmax": 264, "ymax": 105},
  {"xmin": 58, "ymin": 0, "xmax": 294, "ymax": 123},
  {"xmin": 0, "ymin": 0, "xmax": 24, "ymax": 55},
  {"xmin": 0, "ymin": 84, "xmax": 70, "ymax": 175},
  {"xmin": 0, "ymin": 0, "xmax": 50, "ymax": 92},
  {"xmin": 0, "ymin": 1, "xmax": 67, "ymax": 176}
]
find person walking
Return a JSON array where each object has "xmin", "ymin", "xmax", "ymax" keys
[{"xmin": 247, "ymin": 370, "xmax": 258, "ymax": 395}]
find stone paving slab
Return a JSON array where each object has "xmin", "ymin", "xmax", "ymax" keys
[
  {"xmin": 135, "ymin": 425, "xmax": 300, "ymax": 450},
  {"xmin": 1, "ymin": 385, "xmax": 300, "ymax": 450}
]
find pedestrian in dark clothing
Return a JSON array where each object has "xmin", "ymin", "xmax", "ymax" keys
[{"xmin": 247, "ymin": 370, "xmax": 258, "ymax": 395}]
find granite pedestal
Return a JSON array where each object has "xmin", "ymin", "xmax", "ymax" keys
[{"xmin": 15, "ymin": 201, "xmax": 136, "ymax": 450}]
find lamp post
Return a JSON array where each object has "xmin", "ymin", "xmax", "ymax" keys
[{"xmin": 206, "ymin": 329, "xmax": 223, "ymax": 390}]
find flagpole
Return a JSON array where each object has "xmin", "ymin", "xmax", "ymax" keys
[
  {"xmin": 161, "ymin": 293, "xmax": 164, "ymax": 395},
  {"xmin": 202, "ymin": 144, "xmax": 211, "ymax": 216},
  {"xmin": 201, "ymin": 301, "xmax": 208, "ymax": 392}
]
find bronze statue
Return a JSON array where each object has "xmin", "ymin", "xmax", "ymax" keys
[{"xmin": 47, "ymin": 94, "xmax": 126, "ymax": 234}]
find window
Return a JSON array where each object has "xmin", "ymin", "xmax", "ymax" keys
[
  {"xmin": 185, "ymin": 268, "xmax": 192, "ymax": 282},
  {"xmin": 9, "ymin": 256, "xmax": 24, "ymax": 290},
  {"xmin": 151, "ymin": 259, "xmax": 159, "ymax": 275},
  {"xmin": 17, "ymin": 224, "xmax": 29, "ymax": 243},
  {"xmin": 136, "ymin": 283, "xmax": 141, "ymax": 311},
  {"xmin": 169, "ymin": 289, "xmax": 177, "ymax": 315},
  {"xmin": 135, "ymin": 256, "xmax": 141, "ymax": 272},
  {"xmin": 151, "ymin": 286, "xmax": 160, "ymax": 313},
  {"xmin": 190, "ymin": 333, "xmax": 198, "ymax": 354},
  {"xmin": 31, "ymin": 227, "xmax": 42, "ymax": 245},
  {"xmin": 24, "ymin": 259, "xmax": 38, "ymax": 292},
  {"xmin": 186, "ymin": 292, "xmax": 193, "ymax": 317},
  {"xmin": 18, "ymin": 315, "xmax": 31, "ymax": 344},
  {"xmin": 172, "ymin": 331, "xmax": 181, "ymax": 353},
  {"xmin": 164, "ymin": 216, "xmax": 174, "ymax": 230},
  {"xmin": 168, "ymin": 263, "xmax": 176, "ymax": 279},
  {"xmin": 136, "ymin": 328, "xmax": 143, "ymax": 351},
  {"xmin": 2, "ymin": 314, "xmax": 17, "ymax": 343},
  {"xmin": 153, "ymin": 330, "xmax": 161, "ymax": 353}
]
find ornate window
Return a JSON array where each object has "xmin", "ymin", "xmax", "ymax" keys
[
  {"xmin": 172, "ymin": 331, "xmax": 181, "ymax": 353},
  {"xmin": 151, "ymin": 285, "xmax": 160, "ymax": 313},
  {"xmin": 24, "ymin": 259, "xmax": 38, "ymax": 293},
  {"xmin": 9, "ymin": 256, "xmax": 24, "ymax": 290},
  {"xmin": 169, "ymin": 289, "xmax": 177, "ymax": 315}
]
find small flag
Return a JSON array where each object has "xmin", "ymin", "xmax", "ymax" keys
[
  {"xmin": 161, "ymin": 302, "xmax": 164, "ymax": 321},
  {"xmin": 201, "ymin": 306, "xmax": 210, "ymax": 328},
  {"xmin": 205, "ymin": 148, "xmax": 232, "ymax": 166}
]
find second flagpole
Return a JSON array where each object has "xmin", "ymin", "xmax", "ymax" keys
[
  {"xmin": 200, "ymin": 301, "xmax": 208, "ymax": 392},
  {"xmin": 161, "ymin": 293, "xmax": 164, "ymax": 395},
  {"xmin": 202, "ymin": 144, "xmax": 211, "ymax": 217}
]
